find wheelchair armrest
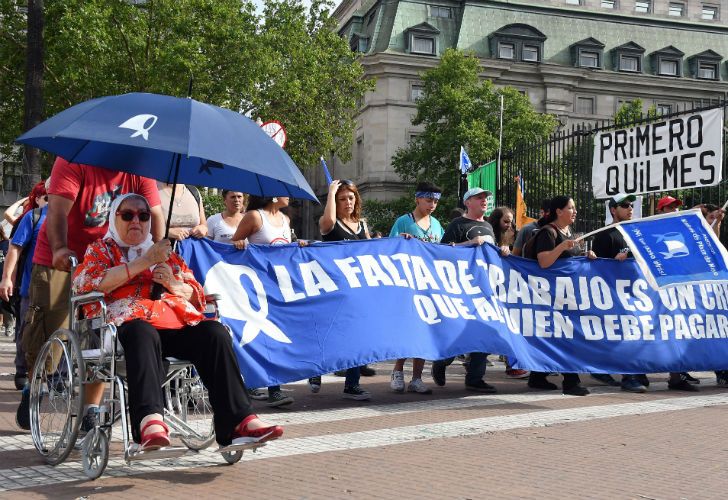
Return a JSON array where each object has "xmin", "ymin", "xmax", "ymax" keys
[
  {"xmin": 71, "ymin": 291, "xmax": 107, "ymax": 307},
  {"xmin": 205, "ymin": 294, "xmax": 223, "ymax": 303}
]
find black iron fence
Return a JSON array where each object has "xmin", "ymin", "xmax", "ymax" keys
[{"xmin": 498, "ymin": 101, "xmax": 728, "ymax": 242}]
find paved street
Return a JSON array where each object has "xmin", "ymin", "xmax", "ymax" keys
[{"xmin": 0, "ymin": 334, "xmax": 726, "ymax": 499}]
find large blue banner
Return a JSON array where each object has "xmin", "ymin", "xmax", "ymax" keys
[{"xmin": 179, "ymin": 237, "xmax": 728, "ymax": 389}]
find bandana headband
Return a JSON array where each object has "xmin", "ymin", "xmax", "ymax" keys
[{"xmin": 415, "ymin": 191, "xmax": 441, "ymax": 200}]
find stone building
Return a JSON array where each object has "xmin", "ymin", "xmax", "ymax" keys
[{"xmin": 317, "ymin": 0, "xmax": 728, "ymax": 210}]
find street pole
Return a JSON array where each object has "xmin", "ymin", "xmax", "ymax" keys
[{"xmin": 497, "ymin": 94, "xmax": 504, "ymax": 190}]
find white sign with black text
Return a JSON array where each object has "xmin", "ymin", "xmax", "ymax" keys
[{"xmin": 592, "ymin": 107, "xmax": 723, "ymax": 199}]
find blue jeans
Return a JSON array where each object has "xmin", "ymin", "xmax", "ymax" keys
[
  {"xmin": 345, "ymin": 366, "xmax": 361, "ymax": 388},
  {"xmin": 434, "ymin": 353, "xmax": 488, "ymax": 385}
]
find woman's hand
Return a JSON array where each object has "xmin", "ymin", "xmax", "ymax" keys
[
  {"xmin": 297, "ymin": 240, "xmax": 309, "ymax": 247},
  {"xmin": 558, "ymin": 239, "xmax": 577, "ymax": 252},
  {"xmin": 0, "ymin": 278, "xmax": 13, "ymax": 302},
  {"xmin": 152, "ymin": 263, "xmax": 186, "ymax": 296},
  {"xmin": 399, "ymin": 232, "xmax": 413, "ymax": 239},
  {"xmin": 586, "ymin": 250, "xmax": 597, "ymax": 260},
  {"xmin": 168, "ymin": 227, "xmax": 190, "ymax": 240},
  {"xmin": 328, "ymin": 180, "xmax": 342, "ymax": 197},
  {"xmin": 499, "ymin": 245, "xmax": 511, "ymax": 257},
  {"xmin": 189, "ymin": 224, "xmax": 208, "ymax": 238},
  {"xmin": 142, "ymin": 239, "xmax": 172, "ymax": 266},
  {"xmin": 233, "ymin": 239, "xmax": 246, "ymax": 250}
]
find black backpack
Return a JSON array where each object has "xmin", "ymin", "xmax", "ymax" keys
[{"xmin": 522, "ymin": 223, "xmax": 558, "ymax": 260}]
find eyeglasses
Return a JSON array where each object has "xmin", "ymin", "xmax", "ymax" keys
[
  {"xmin": 117, "ymin": 210, "xmax": 151, "ymax": 222},
  {"xmin": 618, "ymin": 202, "xmax": 633, "ymax": 209}
]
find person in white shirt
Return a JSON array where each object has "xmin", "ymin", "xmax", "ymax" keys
[{"xmin": 207, "ymin": 191, "xmax": 246, "ymax": 249}]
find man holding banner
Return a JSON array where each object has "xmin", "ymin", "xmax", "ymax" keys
[{"xmin": 430, "ymin": 187, "xmax": 509, "ymax": 393}]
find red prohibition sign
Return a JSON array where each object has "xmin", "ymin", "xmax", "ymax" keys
[{"xmin": 260, "ymin": 120, "xmax": 287, "ymax": 149}]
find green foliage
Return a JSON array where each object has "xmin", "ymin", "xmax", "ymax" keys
[
  {"xmin": 201, "ymin": 189, "xmax": 225, "ymax": 217},
  {"xmin": 362, "ymin": 191, "xmax": 459, "ymax": 235},
  {"xmin": 392, "ymin": 49, "xmax": 557, "ymax": 196},
  {"xmin": 0, "ymin": 0, "xmax": 372, "ymax": 173},
  {"xmin": 614, "ymin": 99, "xmax": 657, "ymax": 127}
]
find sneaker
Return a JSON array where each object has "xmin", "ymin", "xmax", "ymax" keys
[
  {"xmin": 14, "ymin": 373, "xmax": 28, "ymax": 391},
  {"xmin": 247, "ymin": 388, "xmax": 268, "ymax": 401},
  {"xmin": 681, "ymin": 372, "xmax": 700, "ymax": 385},
  {"xmin": 528, "ymin": 374, "xmax": 557, "ymax": 391},
  {"xmin": 505, "ymin": 369, "xmax": 530, "ymax": 379},
  {"xmin": 390, "ymin": 371, "xmax": 405, "ymax": 393},
  {"xmin": 79, "ymin": 407, "xmax": 97, "ymax": 437},
  {"xmin": 716, "ymin": 371, "xmax": 728, "ymax": 387},
  {"xmin": 621, "ymin": 378, "xmax": 647, "ymax": 393},
  {"xmin": 636, "ymin": 374, "xmax": 650, "ymax": 387},
  {"xmin": 431, "ymin": 361, "xmax": 446, "ymax": 387},
  {"xmin": 562, "ymin": 384, "xmax": 590, "ymax": 396},
  {"xmin": 267, "ymin": 390, "xmax": 294, "ymax": 407},
  {"xmin": 343, "ymin": 385, "xmax": 371, "ymax": 400},
  {"xmin": 308, "ymin": 376, "xmax": 322, "ymax": 394},
  {"xmin": 333, "ymin": 370, "xmax": 347, "ymax": 377},
  {"xmin": 668, "ymin": 380, "xmax": 699, "ymax": 392},
  {"xmin": 590, "ymin": 374, "xmax": 620, "ymax": 387},
  {"xmin": 465, "ymin": 380, "xmax": 497, "ymax": 393},
  {"xmin": 407, "ymin": 378, "xmax": 432, "ymax": 394},
  {"xmin": 359, "ymin": 365, "xmax": 377, "ymax": 377},
  {"xmin": 16, "ymin": 388, "xmax": 30, "ymax": 430}
]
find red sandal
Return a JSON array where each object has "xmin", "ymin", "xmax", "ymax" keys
[
  {"xmin": 232, "ymin": 414, "xmax": 283, "ymax": 444},
  {"xmin": 140, "ymin": 419, "xmax": 171, "ymax": 451}
]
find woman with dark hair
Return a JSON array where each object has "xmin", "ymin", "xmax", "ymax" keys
[
  {"xmin": 527, "ymin": 195, "xmax": 595, "ymax": 396},
  {"xmin": 488, "ymin": 206, "xmax": 517, "ymax": 249},
  {"xmin": 232, "ymin": 194, "xmax": 297, "ymax": 407},
  {"xmin": 207, "ymin": 190, "xmax": 246, "ymax": 248}
]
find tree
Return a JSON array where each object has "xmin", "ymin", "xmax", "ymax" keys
[
  {"xmin": 23, "ymin": 0, "xmax": 44, "ymax": 192},
  {"xmin": 392, "ymin": 49, "xmax": 557, "ymax": 196},
  {"xmin": 614, "ymin": 98, "xmax": 657, "ymax": 127},
  {"xmin": 0, "ymin": 0, "xmax": 371, "ymax": 184}
]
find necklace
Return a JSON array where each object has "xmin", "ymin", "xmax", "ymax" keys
[
  {"xmin": 553, "ymin": 222, "xmax": 571, "ymax": 237},
  {"xmin": 175, "ymin": 185, "xmax": 186, "ymax": 207}
]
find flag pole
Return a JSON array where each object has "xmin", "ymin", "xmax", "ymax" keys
[
  {"xmin": 497, "ymin": 94, "xmax": 504, "ymax": 191},
  {"xmin": 711, "ymin": 198, "xmax": 728, "ymax": 227}
]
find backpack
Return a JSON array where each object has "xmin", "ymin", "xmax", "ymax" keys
[
  {"xmin": 187, "ymin": 185, "xmax": 201, "ymax": 209},
  {"xmin": 522, "ymin": 223, "xmax": 558, "ymax": 260},
  {"xmin": 13, "ymin": 207, "xmax": 42, "ymax": 294}
]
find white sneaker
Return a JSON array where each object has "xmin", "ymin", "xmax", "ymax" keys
[
  {"xmin": 407, "ymin": 378, "xmax": 432, "ymax": 394},
  {"xmin": 390, "ymin": 371, "xmax": 405, "ymax": 393}
]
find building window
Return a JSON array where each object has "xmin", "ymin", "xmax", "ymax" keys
[
  {"xmin": 410, "ymin": 84, "xmax": 425, "ymax": 101},
  {"xmin": 349, "ymin": 34, "xmax": 370, "ymax": 53},
  {"xmin": 565, "ymin": 0, "xmax": 581, "ymax": 4},
  {"xmin": 576, "ymin": 96, "xmax": 595, "ymax": 115},
  {"xmin": 656, "ymin": 104, "xmax": 673, "ymax": 115},
  {"xmin": 669, "ymin": 2, "xmax": 685, "ymax": 16},
  {"xmin": 659, "ymin": 59, "xmax": 679, "ymax": 76},
  {"xmin": 579, "ymin": 51, "xmax": 599, "ymax": 68},
  {"xmin": 431, "ymin": 6, "xmax": 452, "ymax": 18},
  {"xmin": 697, "ymin": 61, "xmax": 718, "ymax": 79},
  {"xmin": 635, "ymin": 0, "xmax": 651, "ymax": 13},
  {"xmin": 498, "ymin": 42, "xmax": 515, "ymax": 59},
  {"xmin": 412, "ymin": 36, "xmax": 435, "ymax": 55},
  {"xmin": 702, "ymin": 5, "xmax": 718, "ymax": 19},
  {"xmin": 522, "ymin": 45, "xmax": 539, "ymax": 62},
  {"xmin": 620, "ymin": 55, "xmax": 640, "ymax": 72},
  {"xmin": 367, "ymin": 12, "xmax": 376, "ymax": 25},
  {"xmin": 601, "ymin": 0, "xmax": 616, "ymax": 8}
]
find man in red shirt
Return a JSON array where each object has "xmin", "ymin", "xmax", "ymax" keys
[{"xmin": 16, "ymin": 157, "xmax": 164, "ymax": 430}]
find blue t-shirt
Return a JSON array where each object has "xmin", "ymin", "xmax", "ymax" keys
[
  {"xmin": 11, "ymin": 206, "xmax": 47, "ymax": 298},
  {"xmin": 389, "ymin": 213, "xmax": 444, "ymax": 243}
]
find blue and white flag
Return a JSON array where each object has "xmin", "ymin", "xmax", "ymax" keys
[
  {"xmin": 179, "ymin": 237, "xmax": 728, "ymax": 388},
  {"xmin": 459, "ymin": 146, "xmax": 472, "ymax": 174},
  {"xmin": 320, "ymin": 156, "xmax": 333, "ymax": 185},
  {"xmin": 617, "ymin": 209, "xmax": 728, "ymax": 289}
]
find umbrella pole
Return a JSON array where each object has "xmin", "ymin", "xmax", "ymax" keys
[{"xmin": 164, "ymin": 152, "xmax": 184, "ymax": 239}]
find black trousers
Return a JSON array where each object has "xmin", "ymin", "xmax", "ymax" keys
[{"xmin": 118, "ymin": 319, "xmax": 253, "ymax": 446}]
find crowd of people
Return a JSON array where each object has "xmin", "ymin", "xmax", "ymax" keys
[{"xmin": 4, "ymin": 159, "xmax": 728, "ymax": 451}]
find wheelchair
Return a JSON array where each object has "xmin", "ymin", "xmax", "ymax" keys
[{"xmin": 28, "ymin": 261, "xmax": 264, "ymax": 479}]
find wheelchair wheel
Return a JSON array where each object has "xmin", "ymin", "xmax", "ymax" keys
[
  {"xmin": 165, "ymin": 367, "xmax": 215, "ymax": 451},
  {"xmin": 82, "ymin": 427, "xmax": 109, "ymax": 480},
  {"xmin": 29, "ymin": 329, "xmax": 85, "ymax": 466},
  {"xmin": 221, "ymin": 449, "xmax": 243, "ymax": 465}
]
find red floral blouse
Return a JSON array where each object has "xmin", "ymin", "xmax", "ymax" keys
[{"xmin": 72, "ymin": 238, "xmax": 207, "ymax": 327}]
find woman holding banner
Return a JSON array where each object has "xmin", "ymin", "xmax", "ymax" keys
[{"xmin": 526, "ymin": 195, "xmax": 595, "ymax": 396}]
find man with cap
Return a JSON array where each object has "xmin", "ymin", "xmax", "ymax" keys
[
  {"xmin": 655, "ymin": 194, "xmax": 702, "ymax": 390},
  {"xmin": 591, "ymin": 194, "xmax": 649, "ymax": 393},
  {"xmin": 430, "ymin": 187, "xmax": 510, "ymax": 393}
]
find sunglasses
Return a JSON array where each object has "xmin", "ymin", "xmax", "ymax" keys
[
  {"xmin": 43, "ymin": 195, "xmax": 48, "ymax": 201},
  {"xmin": 340, "ymin": 179, "xmax": 355, "ymax": 186},
  {"xmin": 618, "ymin": 202, "xmax": 633, "ymax": 209},
  {"xmin": 117, "ymin": 210, "xmax": 151, "ymax": 222}
]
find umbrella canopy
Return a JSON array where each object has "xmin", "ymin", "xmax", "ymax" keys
[{"xmin": 16, "ymin": 92, "xmax": 317, "ymax": 201}]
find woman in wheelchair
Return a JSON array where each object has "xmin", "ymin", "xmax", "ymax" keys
[{"xmin": 72, "ymin": 193, "xmax": 282, "ymax": 451}]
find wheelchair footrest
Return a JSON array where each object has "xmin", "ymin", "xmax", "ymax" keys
[
  {"xmin": 217, "ymin": 440, "xmax": 267, "ymax": 454},
  {"xmin": 126, "ymin": 444, "xmax": 191, "ymax": 462}
]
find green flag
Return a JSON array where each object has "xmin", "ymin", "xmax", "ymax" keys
[{"xmin": 466, "ymin": 160, "xmax": 497, "ymax": 216}]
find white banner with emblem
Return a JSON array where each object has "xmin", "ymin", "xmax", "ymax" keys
[{"xmin": 592, "ymin": 107, "xmax": 723, "ymax": 199}]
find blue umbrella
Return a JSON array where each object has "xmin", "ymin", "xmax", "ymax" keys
[{"xmin": 16, "ymin": 92, "xmax": 317, "ymax": 201}]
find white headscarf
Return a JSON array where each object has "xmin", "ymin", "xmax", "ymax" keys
[{"xmin": 104, "ymin": 193, "xmax": 154, "ymax": 263}]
